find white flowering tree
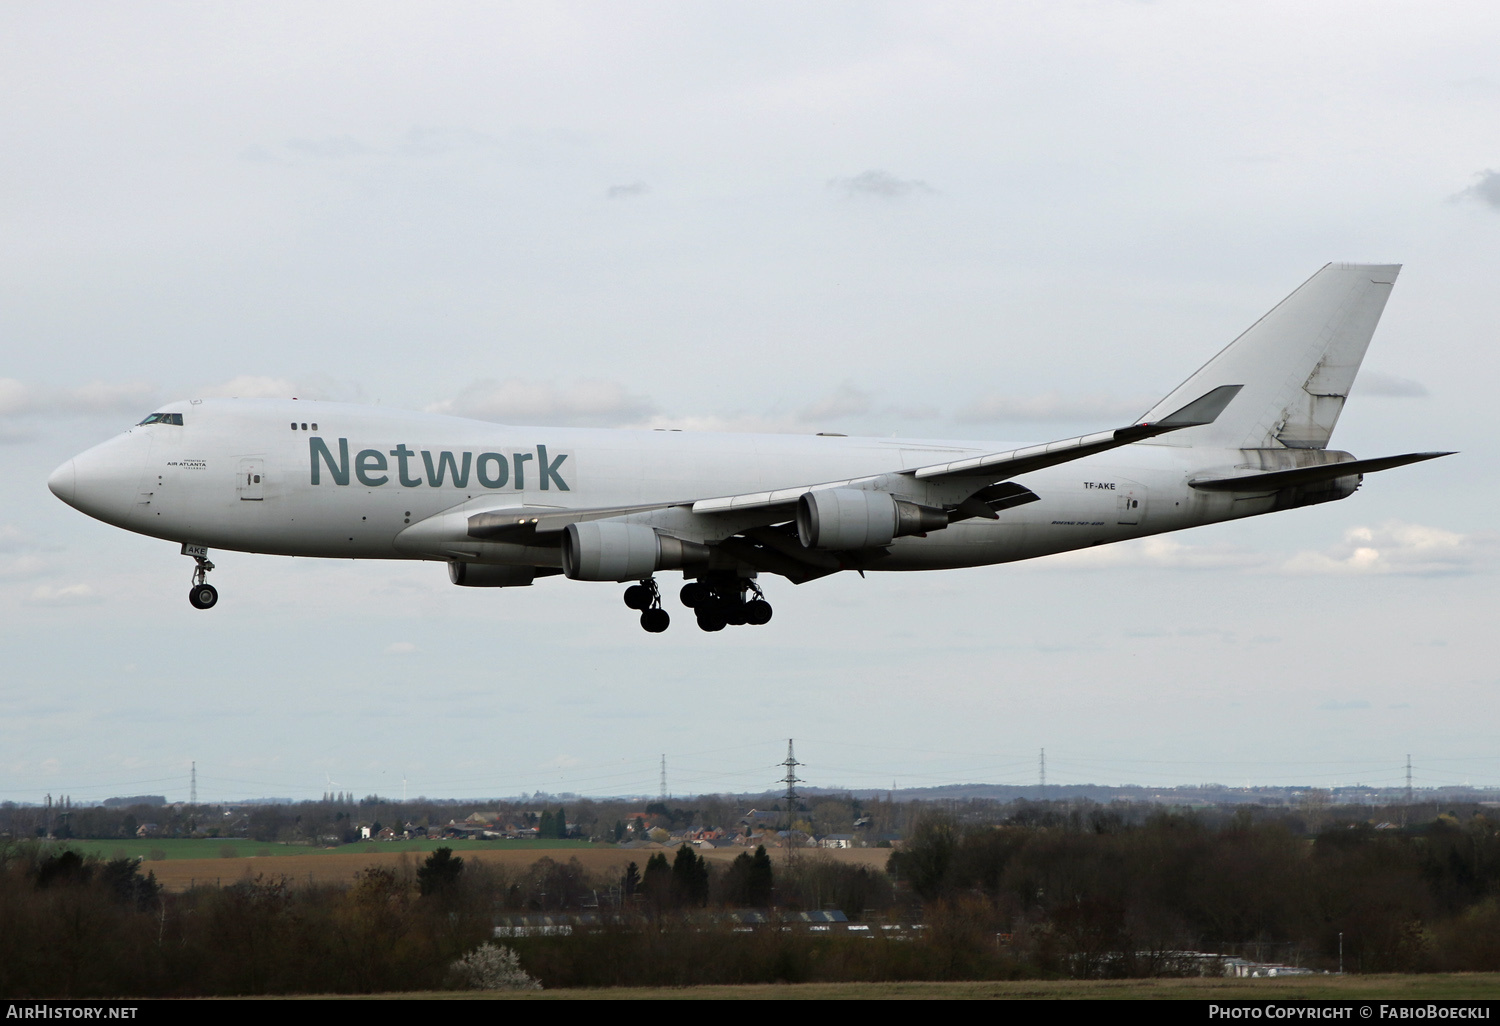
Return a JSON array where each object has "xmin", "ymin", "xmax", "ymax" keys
[{"xmin": 450, "ymin": 943, "xmax": 541, "ymax": 991}]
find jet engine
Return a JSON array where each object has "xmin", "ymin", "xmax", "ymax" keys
[
  {"xmin": 796, "ymin": 488, "xmax": 948, "ymax": 550},
  {"xmin": 561, "ymin": 521, "xmax": 710, "ymax": 581},
  {"xmin": 1271, "ymin": 474, "xmax": 1361, "ymax": 511}
]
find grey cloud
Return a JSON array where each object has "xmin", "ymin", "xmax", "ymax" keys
[
  {"xmin": 956, "ymin": 391, "xmax": 1152, "ymax": 423},
  {"xmin": 1354, "ymin": 371, "xmax": 1429, "ymax": 397},
  {"xmin": 828, "ymin": 170, "xmax": 936, "ymax": 199},
  {"xmin": 26, "ymin": 583, "xmax": 103, "ymax": 607},
  {"xmin": 0, "ymin": 378, "xmax": 158, "ymax": 418},
  {"xmin": 1461, "ymin": 169, "xmax": 1500, "ymax": 208},
  {"xmin": 428, "ymin": 379, "xmax": 656, "ymax": 428},
  {"xmin": 607, "ymin": 182, "xmax": 649, "ymax": 199},
  {"xmin": 396, "ymin": 127, "xmax": 499, "ymax": 158},
  {"xmin": 798, "ymin": 382, "xmax": 872, "ymax": 421},
  {"xmin": 286, "ymin": 135, "xmax": 373, "ymax": 159},
  {"xmin": 193, "ymin": 376, "xmax": 301, "ymax": 399}
]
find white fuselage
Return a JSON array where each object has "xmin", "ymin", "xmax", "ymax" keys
[{"xmin": 49, "ymin": 398, "xmax": 1286, "ymax": 575}]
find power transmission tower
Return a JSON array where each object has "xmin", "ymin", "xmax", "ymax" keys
[
  {"xmin": 782, "ymin": 739, "xmax": 803, "ymax": 809},
  {"xmin": 1039, "ymin": 748, "xmax": 1046, "ymax": 796},
  {"xmin": 781, "ymin": 739, "xmax": 804, "ymax": 864},
  {"xmin": 659, "ymin": 754, "xmax": 667, "ymax": 802},
  {"xmin": 190, "ymin": 761, "xmax": 197, "ymax": 805}
]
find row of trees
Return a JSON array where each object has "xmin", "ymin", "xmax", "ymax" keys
[
  {"xmin": 13, "ymin": 791, "xmax": 1471, "ymax": 848},
  {"xmin": 0, "ymin": 792, "xmax": 900, "ymax": 846},
  {"xmin": 888, "ymin": 807, "xmax": 1500, "ymax": 975}
]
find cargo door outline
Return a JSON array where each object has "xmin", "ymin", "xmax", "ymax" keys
[
  {"xmin": 1116, "ymin": 480, "xmax": 1146, "ymax": 525},
  {"xmin": 237, "ymin": 458, "xmax": 265, "ymax": 501}
]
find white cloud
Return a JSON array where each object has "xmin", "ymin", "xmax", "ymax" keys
[
  {"xmin": 828, "ymin": 170, "xmax": 935, "ymax": 199},
  {"xmin": 956, "ymin": 391, "xmax": 1153, "ymax": 424},
  {"xmin": 193, "ymin": 376, "xmax": 301, "ymax": 399},
  {"xmin": 27, "ymin": 583, "xmax": 102, "ymax": 606},
  {"xmin": 1035, "ymin": 535, "xmax": 1267, "ymax": 572},
  {"xmin": 1280, "ymin": 521, "xmax": 1494, "ymax": 576},
  {"xmin": 427, "ymin": 379, "xmax": 656, "ymax": 427}
]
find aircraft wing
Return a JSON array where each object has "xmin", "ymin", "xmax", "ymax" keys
[
  {"xmin": 447, "ymin": 385, "xmax": 1242, "ymax": 548},
  {"xmin": 691, "ymin": 384, "xmax": 1244, "ymax": 515}
]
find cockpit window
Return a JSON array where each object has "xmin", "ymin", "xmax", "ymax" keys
[{"xmin": 138, "ymin": 413, "xmax": 184, "ymax": 426}]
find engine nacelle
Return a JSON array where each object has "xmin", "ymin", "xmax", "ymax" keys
[
  {"xmin": 561, "ymin": 521, "xmax": 710, "ymax": 581},
  {"xmin": 448, "ymin": 563, "xmax": 538, "ymax": 588},
  {"xmin": 1271, "ymin": 474, "xmax": 1361, "ymax": 511},
  {"xmin": 796, "ymin": 488, "xmax": 948, "ymax": 550}
]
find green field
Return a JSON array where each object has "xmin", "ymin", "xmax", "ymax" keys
[
  {"xmin": 41, "ymin": 837, "xmax": 599, "ymax": 861},
  {"xmin": 331, "ymin": 975, "xmax": 1500, "ymax": 1000}
]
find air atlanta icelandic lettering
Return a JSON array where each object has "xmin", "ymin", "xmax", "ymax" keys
[{"xmin": 309, "ymin": 438, "xmax": 569, "ymax": 491}]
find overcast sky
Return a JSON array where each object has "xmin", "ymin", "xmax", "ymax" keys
[{"xmin": 3, "ymin": 1, "xmax": 1497, "ymax": 805}]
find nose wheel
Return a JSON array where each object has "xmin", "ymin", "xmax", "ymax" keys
[
  {"xmin": 623, "ymin": 577, "xmax": 670, "ymax": 633},
  {"xmin": 184, "ymin": 546, "xmax": 218, "ymax": 610}
]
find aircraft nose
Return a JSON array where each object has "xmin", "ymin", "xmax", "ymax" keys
[
  {"xmin": 49, "ymin": 433, "xmax": 150, "ymax": 525},
  {"xmin": 48, "ymin": 459, "xmax": 77, "ymax": 505}
]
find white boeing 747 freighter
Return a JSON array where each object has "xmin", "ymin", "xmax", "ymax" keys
[{"xmin": 49, "ymin": 264, "xmax": 1450, "ymax": 633}]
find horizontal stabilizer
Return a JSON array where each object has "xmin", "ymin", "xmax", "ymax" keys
[{"xmin": 1189, "ymin": 451, "xmax": 1454, "ymax": 492}]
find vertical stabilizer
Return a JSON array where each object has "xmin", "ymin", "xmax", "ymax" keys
[{"xmin": 1140, "ymin": 264, "xmax": 1400, "ymax": 449}]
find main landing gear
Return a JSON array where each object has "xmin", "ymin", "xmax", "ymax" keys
[
  {"xmin": 623, "ymin": 577, "xmax": 670, "ymax": 633},
  {"xmin": 622, "ymin": 574, "xmax": 774, "ymax": 633},
  {"xmin": 679, "ymin": 575, "xmax": 772, "ymax": 632},
  {"xmin": 184, "ymin": 545, "xmax": 218, "ymax": 609}
]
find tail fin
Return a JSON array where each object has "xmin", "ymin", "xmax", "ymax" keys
[{"xmin": 1140, "ymin": 263, "xmax": 1400, "ymax": 449}]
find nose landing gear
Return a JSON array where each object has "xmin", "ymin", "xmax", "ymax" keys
[
  {"xmin": 183, "ymin": 545, "xmax": 218, "ymax": 609},
  {"xmin": 623, "ymin": 577, "xmax": 670, "ymax": 633}
]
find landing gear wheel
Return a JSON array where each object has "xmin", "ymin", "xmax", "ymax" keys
[
  {"xmin": 628, "ymin": 577, "xmax": 671, "ymax": 631},
  {"xmin": 679, "ymin": 582, "xmax": 707, "ymax": 608},
  {"xmin": 695, "ymin": 609, "xmax": 727, "ymax": 632},
  {"xmin": 745, "ymin": 599, "xmax": 773, "ymax": 625},
  {"xmin": 184, "ymin": 546, "xmax": 218, "ymax": 609}
]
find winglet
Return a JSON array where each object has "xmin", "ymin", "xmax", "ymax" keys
[
  {"xmin": 1152, "ymin": 383, "xmax": 1244, "ymax": 428},
  {"xmin": 1112, "ymin": 384, "xmax": 1243, "ymax": 444}
]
